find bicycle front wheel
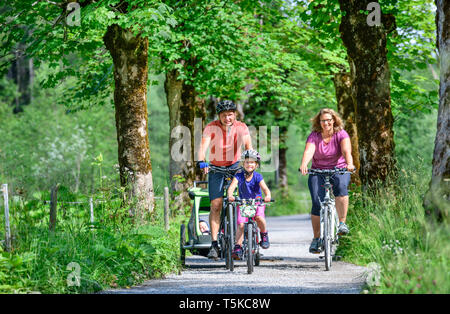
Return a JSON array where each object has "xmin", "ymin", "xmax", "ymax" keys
[
  {"xmin": 247, "ymin": 223, "xmax": 254, "ymax": 274},
  {"xmin": 324, "ymin": 207, "xmax": 332, "ymax": 271},
  {"xmin": 227, "ymin": 203, "xmax": 235, "ymax": 272}
]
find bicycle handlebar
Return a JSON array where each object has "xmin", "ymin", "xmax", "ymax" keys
[
  {"xmin": 297, "ymin": 167, "xmax": 355, "ymax": 176},
  {"xmin": 227, "ymin": 197, "xmax": 275, "ymax": 205},
  {"xmin": 209, "ymin": 164, "xmax": 242, "ymax": 175},
  {"xmin": 307, "ymin": 168, "xmax": 355, "ymax": 175}
]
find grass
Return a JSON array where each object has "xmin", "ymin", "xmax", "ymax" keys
[
  {"xmin": 0, "ymin": 191, "xmax": 183, "ymax": 294},
  {"xmin": 266, "ymin": 186, "xmax": 311, "ymax": 217},
  {"xmin": 336, "ymin": 166, "xmax": 449, "ymax": 294}
]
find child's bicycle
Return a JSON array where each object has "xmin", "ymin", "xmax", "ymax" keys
[
  {"xmin": 307, "ymin": 168, "xmax": 354, "ymax": 271},
  {"xmin": 230, "ymin": 197, "xmax": 274, "ymax": 274}
]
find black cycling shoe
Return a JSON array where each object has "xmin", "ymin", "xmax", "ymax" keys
[
  {"xmin": 207, "ymin": 243, "xmax": 220, "ymax": 260},
  {"xmin": 309, "ymin": 238, "xmax": 322, "ymax": 254}
]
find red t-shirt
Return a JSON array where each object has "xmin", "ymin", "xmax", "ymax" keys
[{"xmin": 203, "ymin": 120, "xmax": 250, "ymax": 166}]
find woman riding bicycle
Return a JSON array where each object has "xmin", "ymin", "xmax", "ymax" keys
[
  {"xmin": 298, "ymin": 108, "xmax": 355, "ymax": 254},
  {"xmin": 197, "ymin": 100, "xmax": 253, "ymax": 259},
  {"xmin": 227, "ymin": 149, "xmax": 272, "ymax": 260}
]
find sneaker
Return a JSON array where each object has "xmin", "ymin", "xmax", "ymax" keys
[
  {"xmin": 338, "ymin": 222, "xmax": 349, "ymax": 235},
  {"xmin": 309, "ymin": 238, "xmax": 322, "ymax": 254},
  {"xmin": 232, "ymin": 245, "xmax": 243, "ymax": 260},
  {"xmin": 260, "ymin": 232, "xmax": 270, "ymax": 249},
  {"xmin": 207, "ymin": 242, "xmax": 219, "ymax": 260}
]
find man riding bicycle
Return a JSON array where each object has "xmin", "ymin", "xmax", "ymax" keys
[{"xmin": 197, "ymin": 100, "xmax": 253, "ymax": 259}]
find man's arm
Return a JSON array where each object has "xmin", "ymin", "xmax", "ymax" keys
[
  {"xmin": 243, "ymin": 133, "xmax": 253, "ymax": 150},
  {"xmin": 198, "ymin": 136, "xmax": 211, "ymax": 162},
  {"xmin": 198, "ymin": 136, "xmax": 211, "ymax": 174}
]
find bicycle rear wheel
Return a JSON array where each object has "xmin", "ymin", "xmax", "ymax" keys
[
  {"xmin": 247, "ymin": 223, "xmax": 254, "ymax": 274},
  {"xmin": 324, "ymin": 207, "xmax": 332, "ymax": 271}
]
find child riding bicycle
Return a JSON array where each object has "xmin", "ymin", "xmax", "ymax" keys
[{"xmin": 227, "ymin": 150, "xmax": 272, "ymax": 260}]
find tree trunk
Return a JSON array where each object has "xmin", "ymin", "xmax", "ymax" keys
[
  {"xmin": 277, "ymin": 123, "xmax": 289, "ymax": 196},
  {"xmin": 333, "ymin": 72, "xmax": 361, "ymax": 186},
  {"xmin": 423, "ymin": 0, "xmax": 450, "ymax": 221},
  {"xmin": 165, "ymin": 68, "xmax": 206, "ymax": 212},
  {"xmin": 338, "ymin": 0, "xmax": 396, "ymax": 186},
  {"xmin": 104, "ymin": 24, "xmax": 154, "ymax": 223},
  {"xmin": 8, "ymin": 43, "xmax": 34, "ymax": 113},
  {"xmin": 278, "ymin": 146, "xmax": 288, "ymax": 196}
]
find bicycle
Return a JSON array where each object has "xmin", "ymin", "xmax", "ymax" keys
[
  {"xmin": 307, "ymin": 168, "xmax": 354, "ymax": 271},
  {"xmin": 230, "ymin": 197, "xmax": 274, "ymax": 274},
  {"xmin": 208, "ymin": 164, "xmax": 241, "ymax": 271}
]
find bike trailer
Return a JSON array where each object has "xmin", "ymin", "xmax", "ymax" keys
[{"xmin": 181, "ymin": 181, "xmax": 212, "ymax": 258}]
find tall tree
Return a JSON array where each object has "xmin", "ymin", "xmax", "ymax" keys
[
  {"xmin": 424, "ymin": 0, "xmax": 449, "ymax": 221},
  {"xmin": 159, "ymin": 1, "xmax": 278, "ymax": 209},
  {"xmin": 0, "ymin": 0, "xmax": 174, "ymax": 223},
  {"xmin": 338, "ymin": 0, "xmax": 397, "ymax": 186},
  {"xmin": 103, "ymin": 22, "xmax": 154, "ymax": 222},
  {"xmin": 300, "ymin": 0, "xmax": 436, "ymax": 187},
  {"xmin": 333, "ymin": 72, "xmax": 361, "ymax": 186}
]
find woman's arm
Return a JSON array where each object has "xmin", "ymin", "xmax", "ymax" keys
[
  {"xmin": 299, "ymin": 142, "xmax": 315, "ymax": 175},
  {"xmin": 340, "ymin": 137, "xmax": 355, "ymax": 171},
  {"xmin": 227, "ymin": 177, "xmax": 239, "ymax": 201},
  {"xmin": 259, "ymin": 179, "xmax": 271, "ymax": 202}
]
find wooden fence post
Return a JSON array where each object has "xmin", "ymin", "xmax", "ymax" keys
[
  {"xmin": 89, "ymin": 197, "xmax": 94, "ymax": 228},
  {"xmin": 49, "ymin": 185, "xmax": 59, "ymax": 231},
  {"xmin": 164, "ymin": 187, "xmax": 169, "ymax": 231},
  {"xmin": 2, "ymin": 184, "xmax": 11, "ymax": 252}
]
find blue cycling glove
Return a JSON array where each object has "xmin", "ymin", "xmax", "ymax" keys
[{"xmin": 197, "ymin": 161, "xmax": 209, "ymax": 169}]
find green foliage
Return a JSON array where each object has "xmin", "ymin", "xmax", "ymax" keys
[
  {"xmin": 336, "ymin": 163, "xmax": 449, "ymax": 294},
  {"xmin": 0, "ymin": 192, "xmax": 181, "ymax": 294},
  {"xmin": 299, "ymin": 0, "xmax": 438, "ymax": 118},
  {"xmin": 0, "ymin": 64, "xmax": 117, "ymax": 195}
]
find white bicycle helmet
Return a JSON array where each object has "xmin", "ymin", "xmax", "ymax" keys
[{"xmin": 241, "ymin": 149, "xmax": 261, "ymax": 163}]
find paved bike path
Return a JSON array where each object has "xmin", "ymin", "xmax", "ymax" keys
[{"xmin": 106, "ymin": 214, "xmax": 368, "ymax": 294}]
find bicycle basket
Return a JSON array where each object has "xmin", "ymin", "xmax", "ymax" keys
[{"xmin": 240, "ymin": 203, "xmax": 257, "ymax": 218}]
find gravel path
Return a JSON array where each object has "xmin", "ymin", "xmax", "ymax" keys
[{"xmin": 106, "ymin": 214, "xmax": 368, "ymax": 294}]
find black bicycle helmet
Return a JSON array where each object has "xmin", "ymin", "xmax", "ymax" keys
[{"xmin": 216, "ymin": 100, "xmax": 237, "ymax": 114}]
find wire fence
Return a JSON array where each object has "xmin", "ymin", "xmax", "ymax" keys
[{"xmin": 1, "ymin": 183, "xmax": 171, "ymax": 252}]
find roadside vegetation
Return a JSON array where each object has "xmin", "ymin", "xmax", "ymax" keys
[{"xmin": 337, "ymin": 110, "xmax": 449, "ymax": 294}]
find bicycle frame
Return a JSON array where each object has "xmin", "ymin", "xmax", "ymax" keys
[
  {"xmin": 209, "ymin": 165, "xmax": 242, "ymax": 271},
  {"xmin": 308, "ymin": 168, "xmax": 352, "ymax": 271},
  {"xmin": 319, "ymin": 176, "xmax": 339, "ymax": 248}
]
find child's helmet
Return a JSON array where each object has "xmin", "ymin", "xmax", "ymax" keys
[{"xmin": 241, "ymin": 149, "xmax": 261, "ymax": 163}]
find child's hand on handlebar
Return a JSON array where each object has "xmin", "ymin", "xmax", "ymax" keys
[
  {"xmin": 264, "ymin": 196, "xmax": 271, "ymax": 203},
  {"xmin": 228, "ymin": 195, "xmax": 235, "ymax": 202}
]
